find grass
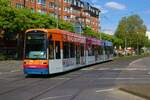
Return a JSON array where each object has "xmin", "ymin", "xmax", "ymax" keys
[
  {"xmin": 0, "ymin": 53, "xmax": 7, "ymax": 60},
  {"xmin": 119, "ymin": 85, "xmax": 150, "ymax": 99},
  {"xmin": 0, "ymin": 53, "xmax": 16, "ymax": 60}
]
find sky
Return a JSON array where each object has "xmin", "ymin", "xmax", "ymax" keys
[{"xmin": 86, "ymin": 0, "xmax": 150, "ymax": 35}]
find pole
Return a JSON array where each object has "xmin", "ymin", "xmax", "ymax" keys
[
  {"xmin": 137, "ymin": 39, "xmax": 139, "ymax": 55},
  {"xmin": 23, "ymin": 0, "xmax": 26, "ymax": 8},
  {"xmin": 125, "ymin": 37, "xmax": 127, "ymax": 55},
  {"xmin": 137, "ymin": 32, "xmax": 139, "ymax": 55},
  {"xmin": 55, "ymin": 0, "xmax": 59, "ymax": 28}
]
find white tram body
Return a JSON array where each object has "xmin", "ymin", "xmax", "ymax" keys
[{"xmin": 23, "ymin": 29, "xmax": 113, "ymax": 75}]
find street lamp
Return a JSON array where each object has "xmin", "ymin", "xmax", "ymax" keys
[
  {"xmin": 137, "ymin": 32, "xmax": 139, "ymax": 55},
  {"xmin": 54, "ymin": 0, "xmax": 59, "ymax": 28},
  {"xmin": 74, "ymin": 16, "xmax": 83, "ymax": 34},
  {"xmin": 23, "ymin": 0, "xmax": 26, "ymax": 7},
  {"xmin": 124, "ymin": 17, "xmax": 128, "ymax": 56}
]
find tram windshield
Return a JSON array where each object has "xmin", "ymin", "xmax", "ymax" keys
[{"xmin": 25, "ymin": 31, "xmax": 47, "ymax": 60}]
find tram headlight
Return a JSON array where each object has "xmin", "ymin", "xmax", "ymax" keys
[{"xmin": 24, "ymin": 61, "xmax": 27, "ymax": 64}]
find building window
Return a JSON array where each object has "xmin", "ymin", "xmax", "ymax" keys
[
  {"xmin": 16, "ymin": 3, "xmax": 23, "ymax": 8},
  {"xmin": 64, "ymin": 0, "xmax": 67, "ymax": 2},
  {"xmin": 31, "ymin": 8, "xmax": 35, "ymax": 13},
  {"xmin": 31, "ymin": 0, "xmax": 34, "ymax": 3},
  {"xmin": 49, "ymin": 2, "xmax": 55, "ymax": 8},
  {"xmin": 64, "ymin": 16, "xmax": 70, "ymax": 20},
  {"xmin": 38, "ymin": 9, "xmax": 46, "ymax": 14},
  {"xmin": 37, "ymin": 0, "xmax": 46, "ymax": 5},
  {"xmin": 64, "ymin": 7, "xmax": 71, "ymax": 12},
  {"xmin": 49, "ymin": 13, "xmax": 55, "ymax": 17},
  {"xmin": 64, "ymin": 0, "xmax": 72, "ymax": 3}
]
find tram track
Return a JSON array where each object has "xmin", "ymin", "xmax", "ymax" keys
[
  {"xmin": 0, "ymin": 77, "xmax": 45, "ymax": 95},
  {"xmin": 0, "ymin": 58, "xmax": 138, "ymax": 100},
  {"xmin": 29, "ymin": 66, "xmax": 109, "ymax": 100},
  {"xmin": 0, "ymin": 67, "xmax": 94, "ymax": 99}
]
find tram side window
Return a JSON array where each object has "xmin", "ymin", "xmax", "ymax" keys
[
  {"xmin": 70, "ymin": 43, "xmax": 75, "ymax": 58},
  {"xmin": 99, "ymin": 46, "xmax": 103, "ymax": 55},
  {"xmin": 49, "ymin": 41, "xmax": 54, "ymax": 59},
  {"xmin": 92, "ymin": 45, "xmax": 95, "ymax": 56},
  {"xmin": 106, "ymin": 46, "xmax": 110, "ymax": 55},
  {"xmin": 63, "ymin": 42, "xmax": 69, "ymax": 58},
  {"xmin": 81, "ymin": 44, "xmax": 84, "ymax": 57},
  {"xmin": 110, "ymin": 46, "xmax": 113, "ymax": 54},
  {"xmin": 95, "ymin": 46, "xmax": 99, "ymax": 55},
  {"xmin": 88, "ymin": 45, "xmax": 92, "ymax": 56},
  {"xmin": 55, "ymin": 41, "xmax": 60, "ymax": 59}
]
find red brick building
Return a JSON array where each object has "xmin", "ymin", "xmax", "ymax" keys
[{"xmin": 11, "ymin": 0, "xmax": 101, "ymax": 32}]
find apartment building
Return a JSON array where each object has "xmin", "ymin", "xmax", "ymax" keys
[{"xmin": 11, "ymin": 0, "xmax": 101, "ymax": 32}]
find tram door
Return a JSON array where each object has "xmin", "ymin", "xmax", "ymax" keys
[{"xmin": 76, "ymin": 45, "xmax": 80, "ymax": 64}]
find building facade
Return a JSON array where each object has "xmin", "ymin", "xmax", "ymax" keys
[{"xmin": 11, "ymin": 0, "xmax": 101, "ymax": 32}]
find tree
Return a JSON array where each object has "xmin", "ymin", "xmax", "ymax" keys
[
  {"xmin": 0, "ymin": 0, "xmax": 75, "ymax": 59},
  {"xmin": 83, "ymin": 26, "xmax": 99, "ymax": 38},
  {"xmin": 100, "ymin": 32, "xmax": 123, "ymax": 48},
  {"xmin": 59, "ymin": 19, "xmax": 74, "ymax": 32},
  {"xmin": 115, "ymin": 14, "xmax": 147, "ymax": 54}
]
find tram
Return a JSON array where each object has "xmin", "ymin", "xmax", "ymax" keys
[{"xmin": 23, "ymin": 29, "xmax": 113, "ymax": 75}]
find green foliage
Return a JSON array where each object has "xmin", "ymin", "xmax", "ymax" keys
[
  {"xmin": 0, "ymin": 0, "xmax": 74, "ymax": 40},
  {"xmin": 0, "ymin": 53, "xmax": 6, "ymax": 60},
  {"xmin": 144, "ymin": 37, "xmax": 150, "ymax": 48},
  {"xmin": 83, "ymin": 26, "xmax": 99, "ymax": 38},
  {"xmin": 82, "ymin": 26, "xmax": 123, "ymax": 47},
  {"xmin": 115, "ymin": 14, "xmax": 148, "ymax": 49},
  {"xmin": 101, "ymin": 32, "xmax": 123, "ymax": 47},
  {"xmin": 59, "ymin": 19, "xmax": 74, "ymax": 32}
]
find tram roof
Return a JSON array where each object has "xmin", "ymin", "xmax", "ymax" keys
[
  {"xmin": 47, "ymin": 29, "xmax": 85, "ymax": 38},
  {"xmin": 104, "ymin": 40, "xmax": 113, "ymax": 46},
  {"xmin": 26, "ymin": 29, "xmax": 85, "ymax": 39},
  {"xmin": 86, "ymin": 37, "xmax": 103, "ymax": 46}
]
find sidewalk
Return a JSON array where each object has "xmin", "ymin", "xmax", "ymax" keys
[{"xmin": 0, "ymin": 60, "xmax": 22, "ymax": 73}]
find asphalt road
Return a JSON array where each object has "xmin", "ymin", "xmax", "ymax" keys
[{"xmin": 0, "ymin": 57, "xmax": 150, "ymax": 100}]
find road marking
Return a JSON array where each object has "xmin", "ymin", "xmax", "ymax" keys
[
  {"xmin": 40, "ymin": 95, "xmax": 72, "ymax": 100},
  {"xmin": 10, "ymin": 69, "xmax": 21, "ymax": 73},
  {"xmin": 111, "ymin": 68, "xmax": 149, "ymax": 71},
  {"xmin": 96, "ymin": 88, "xmax": 114, "ymax": 93},
  {"xmin": 98, "ymin": 77, "xmax": 150, "ymax": 80},
  {"xmin": 82, "ymin": 67, "xmax": 149, "ymax": 71},
  {"xmin": 51, "ymin": 77, "xmax": 71, "ymax": 80},
  {"xmin": 97, "ymin": 68, "xmax": 110, "ymax": 70},
  {"xmin": 81, "ymin": 68, "xmax": 94, "ymax": 70},
  {"xmin": 129, "ymin": 59, "xmax": 143, "ymax": 66}
]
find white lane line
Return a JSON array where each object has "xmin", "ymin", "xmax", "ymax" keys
[
  {"xmin": 10, "ymin": 69, "xmax": 21, "ymax": 73},
  {"xmin": 111, "ymin": 68, "xmax": 148, "ymax": 71},
  {"xmin": 129, "ymin": 59, "xmax": 143, "ymax": 66},
  {"xmin": 81, "ymin": 67, "xmax": 94, "ymax": 70},
  {"xmin": 82, "ymin": 67, "xmax": 150, "ymax": 71},
  {"xmin": 98, "ymin": 77, "xmax": 150, "ymax": 80},
  {"xmin": 96, "ymin": 88, "xmax": 114, "ymax": 93},
  {"xmin": 51, "ymin": 78, "xmax": 71, "ymax": 80},
  {"xmin": 40, "ymin": 95, "xmax": 72, "ymax": 100},
  {"xmin": 97, "ymin": 68, "xmax": 110, "ymax": 70}
]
